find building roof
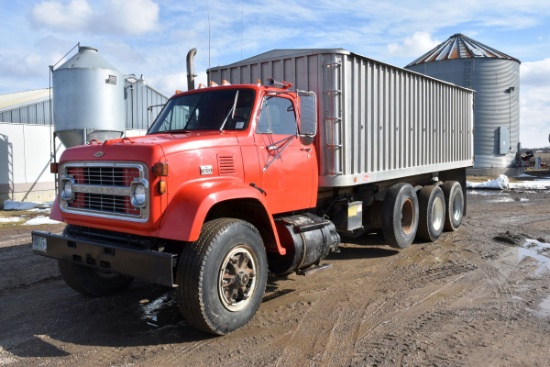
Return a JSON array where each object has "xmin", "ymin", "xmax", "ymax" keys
[
  {"xmin": 0, "ymin": 89, "xmax": 51, "ymax": 111},
  {"xmin": 406, "ymin": 33, "xmax": 520, "ymax": 67}
]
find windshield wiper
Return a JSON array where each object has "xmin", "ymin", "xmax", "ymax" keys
[
  {"xmin": 219, "ymin": 90, "xmax": 239, "ymax": 132},
  {"xmin": 167, "ymin": 129, "xmax": 192, "ymax": 134}
]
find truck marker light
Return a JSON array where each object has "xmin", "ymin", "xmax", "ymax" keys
[
  {"xmin": 152, "ymin": 162, "xmax": 168, "ymax": 176},
  {"xmin": 50, "ymin": 162, "xmax": 58, "ymax": 174},
  {"xmin": 158, "ymin": 180, "xmax": 166, "ymax": 194}
]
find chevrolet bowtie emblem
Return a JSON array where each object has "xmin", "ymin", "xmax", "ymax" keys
[{"xmin": 93, "ymin": 151, "xmax": 105, "ymax": 158}]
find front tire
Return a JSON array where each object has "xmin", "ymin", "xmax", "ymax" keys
[
  {"xmin": 58, "ymin": 260, "xmax": 134, "ymax": 297},
  {"xmin": 177, "ymin": 218, "xmax": 267, "ymax": 335},
  {"xmin": 382, "ymin": 183, "xmax": 419, "ymax": 249}
]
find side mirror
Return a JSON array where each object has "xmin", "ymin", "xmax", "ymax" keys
[{"xmin": 298, "ymin": 91, "xmax": 317, "ymax": 146}]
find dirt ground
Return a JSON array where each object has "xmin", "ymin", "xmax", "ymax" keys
[{"xmin": 2, "ymin": 184, "xmax": 550, "ymax": 366}]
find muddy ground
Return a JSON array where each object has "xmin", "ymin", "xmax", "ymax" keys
[{"xmin": 2, "ymin": 186, "xmax": 550, "ymax": 367}]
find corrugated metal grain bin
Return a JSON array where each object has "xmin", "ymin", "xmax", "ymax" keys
[
  {"xmin": 209, "ymin": 49, "xmax": 474, "ymax": 187},
  {"xmin": 405, "ymin": 34, "xmax": 520, "ymax": 170}
]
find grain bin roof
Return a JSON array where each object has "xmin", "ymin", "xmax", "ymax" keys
[{"xmin": 406, "ymin": 33, "xmax": 520, "ymax": 67}]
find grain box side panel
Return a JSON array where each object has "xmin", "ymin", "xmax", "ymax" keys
[{"xmin": 319, "ymin": 52, "xmax": 473, "ymax": 187}]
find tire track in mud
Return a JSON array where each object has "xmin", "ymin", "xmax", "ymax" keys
[
  {"xmin": 255, "ymin": 244, "xmax": 483, "ymax": 366},
  {"xmin": 348, "ymin": 248, "xmax": 484, "ymax": 366},
  {"xmin": 350, "ymin": 224, "xmax": 550, "ymax": 366}
]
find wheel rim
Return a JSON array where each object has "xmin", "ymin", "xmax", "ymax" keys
[
  {"xmin": 432, "ymin": 196, "xmax": 445, "ymax": 231},
  {"xmin": 452, "ymin": 193, "xmax": 463, "ymax": 221},
  {"xmin": 401, "ymin": 198, "xmax": 415, "ymax": 235},
  {"xmin": 218, "ymin": 245, "xmax": 258, "ymax": 312}
]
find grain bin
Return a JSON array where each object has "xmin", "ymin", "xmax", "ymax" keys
[
  {"xmin": 52, "ymin": 46, "xmax": 125, "ymax": 148},
  {"xmin": 406, "ymin": 34, "xmax": 520, "ymax": 173}
]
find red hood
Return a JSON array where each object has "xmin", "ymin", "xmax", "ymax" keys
[{"xmin": 59, "ymin": 132, "xmax": 240, "ymax": 163}]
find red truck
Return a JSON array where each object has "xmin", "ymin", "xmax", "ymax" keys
[{"xmin": 33, "ymin": 49, "xmax": 473, "ymax": 335}]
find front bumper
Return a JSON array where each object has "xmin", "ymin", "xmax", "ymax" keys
[{"xmin": 32, "ymin": 231, "xmax": 177, "ymax": 288}]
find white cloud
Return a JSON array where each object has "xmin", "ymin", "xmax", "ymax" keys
[
  {"xmin": 98, "ymin": 0, "xmax": 159, "ymax": 35},
  {"xmin": 29, "ymin": 0, "xmax": 92, "ymax": 31},
  {"xmin": 28, "ymin": 0, "xmax": 159, "ymax": 35},
  {"xmin": 387, "ymin": 32, "xmax": 441, "ymax": 58}
]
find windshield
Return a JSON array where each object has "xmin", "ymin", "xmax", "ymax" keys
[{"xmin": 148, "ymin": 88, "xmax": 255, "ymax": 134}]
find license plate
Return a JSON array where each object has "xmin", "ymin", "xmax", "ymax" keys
[{"xmin": 32, "ymin": 235, "xmax": 47, "ymax": 252}]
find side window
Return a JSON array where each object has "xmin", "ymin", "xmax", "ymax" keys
[{"xmin": 257, "ymin": 96, "xmax": 297, "ymax": 135}]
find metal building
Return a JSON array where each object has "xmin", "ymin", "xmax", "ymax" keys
[
  {"xmin": 0, "ymin": 89, "xmax": 52, "ymax": 125},
  {"xmin": 405, "ymin": 33, "xmax": 521, "ymax": 174}
]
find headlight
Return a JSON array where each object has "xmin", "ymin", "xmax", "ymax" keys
[
  {"xmin": 60, "ymin": 178, "xmax": 74, "ymax": 201},
  {"xmin": 131, "ymin": 180, "xmax": 148, "ymax": 207}
]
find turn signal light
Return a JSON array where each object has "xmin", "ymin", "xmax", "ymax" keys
[
  {"xmin": 152, "ymin": 162, "xmax": 168, "ymax": 176},
  {"xmin": 50, "ymin": 162, "xmax": 58, "ymax": 174},
  {"xmin": 158, "ymin": 180, "xmax": 167, "ymax": 194}
]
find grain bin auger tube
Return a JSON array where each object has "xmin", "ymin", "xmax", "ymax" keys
[{"xmin": 186, "ymin": 48, "xmax": 197, "ymax": 91}]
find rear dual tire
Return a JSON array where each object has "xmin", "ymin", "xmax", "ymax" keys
[
  {"xmin": 383, "ymin": 181, "xmax": 464, "ymax": 248},
  {"xmin": 442, "ymin": 181, "xmax": 464, "ymax": 231},
  {"xmin": 417, "ymin": 185, "xmax": 446, "ymax": 242},
  {"xmin": 382, "ymin": 183, "xmax": 419, "ymax": 249}
]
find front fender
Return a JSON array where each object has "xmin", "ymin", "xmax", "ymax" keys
[{"xmin": 158, "ymin": 177, "xmax": 284, "ymax": 252}]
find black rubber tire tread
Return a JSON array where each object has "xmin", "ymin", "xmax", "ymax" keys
[
  {"xmin": 442, "ymin": 181, "xmax": 464, "ymax": 231},
  {"xmin": 57, "ymin": 260, "xmax": 134, "ymax": 297},
  {"xmin": 176, "ymin": 218, "xmax": 267, "ymax": 335},
  {"xmin": 382, "ymin": 183, "xmax": 419, "ymax": 249},
  {"xmin": 417, "ymin": 185, "xmax": 446, "ymax": 242}
]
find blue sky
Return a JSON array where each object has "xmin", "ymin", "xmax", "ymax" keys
[{"xmin": 1, "ymin": 0, "xmax": 549, "ymax": 148}]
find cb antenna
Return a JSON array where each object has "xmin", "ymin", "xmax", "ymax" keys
[
  {"xmin": 240, "ymin": 2, "xmax": 243, "ymax": 60},
  {"xmin": 207, "ymin": 0, "xmax": 211, "ymax": 84}
]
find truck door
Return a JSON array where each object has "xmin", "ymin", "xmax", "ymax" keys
[{"xmin": 254, "ymin": 95, "xmax": 317, "ymax": 214}]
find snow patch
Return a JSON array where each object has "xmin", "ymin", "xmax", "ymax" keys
[
  {"xmin": 467, "ymin": 174, "xmax": 510, "ymax": 189},
  {"xmin": 2, "ymin": 200, "xmax": 41, "ymax": 210},
  {"xmin": 0, "ymin": 217, "xmax": 23, "ymax": 223},
  {"xmin": 468, "ymin": 174, "xmax": 550, "ymax": 190},
  {"xmin": 23, "ymin": 216, "xmax": 60, "ymax": 226}
]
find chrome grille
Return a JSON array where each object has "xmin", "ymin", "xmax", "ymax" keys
[
  {"xmin": 69, "ymin": 166, "xmax": 139, "ymax": 186},
  {"xmin": 60, "ymin": 162, "xmax": 149, "ymax": 222}
]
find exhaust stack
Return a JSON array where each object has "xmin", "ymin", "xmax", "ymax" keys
[{"xmin": 186, "ymin": 48, "xmax": 197, "ymax": 91}]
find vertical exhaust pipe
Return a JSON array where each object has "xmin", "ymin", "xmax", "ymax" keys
[{"xmin": 186, "ymin": 48, "xmax": 197, "ymax": 91}]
